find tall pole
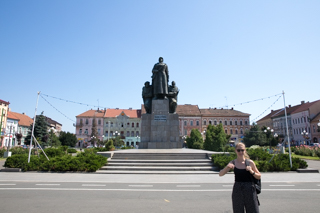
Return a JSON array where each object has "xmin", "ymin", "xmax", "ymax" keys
[
  {"xmin": 28, "ymin": 91, "xmax": 40, "ymax": 163},
  {"xmin": 283, "ymin": 90, "xmax": 292, "ymax": 168},
  {"xmin": 108, "ymin": 120, "xmax": 110, "ymax": 141},
  {"xmin": 0, "ymin": 108, "xmax": 4, "ymax": 146}
]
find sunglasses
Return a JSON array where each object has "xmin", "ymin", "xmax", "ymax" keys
[{"xmin": 236, "ymin": 149, "xmax": 245, "ymax": 152}]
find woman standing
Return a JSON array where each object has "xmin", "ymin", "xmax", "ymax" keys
[{"xmin": 219, "ymin": 142, "xmax": 261, "ymax": 213}]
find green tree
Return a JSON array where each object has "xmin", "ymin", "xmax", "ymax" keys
[
  {"xmin": 113, "ymin": 136, "xmax": 124, "ymax": 148},
  {"xmin": 186, "ymin": 129, "xmax": 203, "ymax": 149},
  {"xmin": 59, "ymin": 131, "xmax": 77, "ymax": 147},
  {"xmin": 204, "ymin": 124, "xmax": 228, "ymax": 151},
  {"xmin": 25, "ymin": 113, "xmax": 48, "ymax": 146},
  {"xmin": 48, "ymin": 129, "xmax": 61, "ymax": 147},
  {"xmin": 243, "ymin": 124, "xmax": 266, "ymax": 147}
]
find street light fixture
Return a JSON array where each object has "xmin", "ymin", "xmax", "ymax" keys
[
  {"xmin": 264, "ymin": 127, "xmax": 275, "ymax": 152},
  {"xmin": 301, "ymin": 130, "xmax": 309, "ymax": 145}
]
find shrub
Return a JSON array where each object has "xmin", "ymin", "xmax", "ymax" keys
[
  {"xmin": 105, "ymin": 140, "xmax": 115, "ymax": 151},
  {"xmin": 42, "ymin": 147, "xmax": 65, "ymax": 158},
  {"xmin": 10, "ymin": 147, "xmax": 28, "ymax": 155},
  {"xmin": 67, "ymin": 148, "xmax": 77, "ymax": 153},
  {"xmin": 0, "ymin": 147, "xmax": 6, "ymax": 158}
]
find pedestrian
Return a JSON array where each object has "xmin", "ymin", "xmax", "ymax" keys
[{"xmin": 219, "ymin": 142, "xmax": 261, "ymax": 213}]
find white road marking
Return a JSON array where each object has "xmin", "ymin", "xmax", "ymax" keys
[
  {"xmin": 176, "ymin": 185, "xmax": 200, "ymax": 187},
  {"xmin": 0, "ymin": 184, "xmax": 16, "ymax": 186},
  {"xmin": 1, "ymin": 188, "xmax": 320, "ymax": 192},
  {"xmin": 269, "ymin": 185, "xmax": 295, "ymax": 187},
  {"xmin": 82, "ymin": 184, "xmax": 106, "ymax": 187},
  {"xmin": 128, "ymin": 185, "xmax": 153, "ymax": 187},
  {"xmin": 36, "ymin": 184, "xmax": 60, "ymax": 186}
]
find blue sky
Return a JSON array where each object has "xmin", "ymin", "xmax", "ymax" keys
[{"xmin": 1, "ymin": 1, "xmax": 319, "ymax": 133}]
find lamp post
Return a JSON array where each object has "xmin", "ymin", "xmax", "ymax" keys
[
  {"xmin": 301, "ymin": 130, "xmax": 309, "ymax": 145},
  {"xmin": 201, "ymin": 130, "xmax": 206, "ymax": 140},
  {"xmin": 264, "ymin": 127, "xmax": 274, "ymax": 152},
  {"xmin": 182, "ymin": 135, "xmax": 187, "ymax": 148},
  {"xmin": 91, "ymin": 135, "xmax": 96, "ymax": 147},
  {"xmin": 136, "ymin": 136, "xmax": 140, "ymax": 147}
]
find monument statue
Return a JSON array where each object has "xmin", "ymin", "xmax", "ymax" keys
[
  {"xmin": 142, "ymin": 81, "xmax": 153, "ymax": 114},
  {"xmin": 168, "ymin": 81, "xmax": 179, "ymax": 113},
  {"xmin": 151, "ymin": 57, "xmax": 169, "ymax": 100},
  {"xmin": 142, "ymin": 57, "xmax": 178, "ymax": 114}
]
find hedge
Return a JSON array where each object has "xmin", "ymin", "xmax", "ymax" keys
[
  {"xmin": 4, "ymin": 150, "xmax": 107, "ymax": 172},
  {"xmin": 212, "ymin": 148, "xmax": 308, "ymax": 172}
]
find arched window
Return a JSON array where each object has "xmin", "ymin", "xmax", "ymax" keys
[
  {"xmin": 235, "ymin": 129, "xmax": 238, "ymax": 134},
  {"xmin": 131, "ymin": 131, "xmax": 134, "ymax": 137},
  {"xmin": 127, "ymin": 131, "xmax": 130, "ymax": 137},
  {"xmin": 190, "ymin": 120, "xmax": 193, "ymax": 126},
  {"xmin": 136, "ymin": 123, "xmax": 139, "ymax": 127},
  {"xmin": 209, "ymin": 120, "xmax": 212, "ymax": 125},
  {"xmin": 225, "ymin": 121, "xmax": 227, "ymax": 125},
  {"xmin": 136, "ymin": 131, "xmax": 139, "ymax": 137},
  {"xmin": 230, "ymin": 129, "xmax": 233, "ymax": 134},
  {"xmin": 214, "ymin": 120, "xmax": 217, "ymax": 125},
  {"xmin": 204, "ymin": 120, "xmax": 207, "ymax": 125},
  {"xmin": 132, "ymin": 123, "xmax": 134, "ymax": 127}
]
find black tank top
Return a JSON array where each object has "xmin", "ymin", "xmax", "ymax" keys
[{"xmin": 234, "ymin": 167, "xmax": 252, "ymax": 182}]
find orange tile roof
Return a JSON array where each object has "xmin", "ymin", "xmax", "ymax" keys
[
  {"xmin": 291, "ymin": 100, "xmax": 320, "ymax": 114},
  {"xmin": 76, "ymin": 109, "xmax": 106, "ymax": 118},
  {"xmin": 0, "ymin": 99, "xmax": 10, "ymax": 105},
  {"xmin": 7, "ymin": 112, "xmax": 20, "ymax": 120},
  {"xmin": 9, "ymin": 112, "xmax": 33, "ymax": 127},
  {"xmin": 176, "ymin": 105, "xmax": 201, "ymax": 116},
  {"xmin": 105, "ymin": 109, "xmax": 141, "ymax": 118}
]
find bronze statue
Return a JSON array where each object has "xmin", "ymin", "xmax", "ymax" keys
[
  {"xmin": 168, "ymin": 81, "xmax": 179, "ymax": 113},
  {"xmin": 152, "ymin": 57, "xmax": 169, "ymax": 100},
  {"xmin": 142, "ymin": 81, "xmax": 153, "ymax": 114}
]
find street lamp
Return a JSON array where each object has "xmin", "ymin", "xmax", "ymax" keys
[
  {"xmin": 264, "ymin": 127, "xmax": 274, "ymax": 152},
  {"xmin": 91, "ymin": 135, "xmax": 96, "ymax": 147},
  {"xmin": 182, "ymin": 135, "xmax": 187, "ymax": 148},
  {"xmin": 317, "ymin": 120, "xmax": 320, "ymax": 132},
  {"xmin": 301, "ymin": 130, "xmax": 309, "ymax": 145}
]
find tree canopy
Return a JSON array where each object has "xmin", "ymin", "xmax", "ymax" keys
[
  {"xmin": 59, "ymin": 131, "xmax": 77, "ymax": 147},
  {"xmin": 203, "ymin": 124, "xmax": 229, "ymax": 151},
  {"xmin": 186, "ymin": 129, "xmax": 203, "ymax": 149},
  {"xmin": 25, "ymin": 113, "xmax": 48, "ymax": 146}
]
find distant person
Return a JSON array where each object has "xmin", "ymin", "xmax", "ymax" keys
[{"xmin": 219, "ymin": 142, "xmax": 261, "ymax": 213}]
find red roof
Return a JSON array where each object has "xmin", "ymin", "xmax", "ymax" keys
[
  {"xmin": 0, "ymin": 99, "xmax": 10, "ymax": 105},
  {"xmin": 7, "ymin": 112, "xmax": 20, "ymax": 120},
  {"xmin": 76, "ymin": 109, "xmax": 106, "ymax": 118},
  {"xmin": 291, "ymin": 100, "xmax": 320, "ymax": 114},
  {"xmin": 9, "ymin": 112, "xmax": 33, "ymax": 127},
  {"xmin": 105, "ymin": 109, "xmax": 141, "ymax": 118}
]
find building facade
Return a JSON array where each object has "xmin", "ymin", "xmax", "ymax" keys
[
  {"xmin": 310, "ymin": 113, "xmax": 320, "ymax": 144},
  {"xmin": 3, "ymin": 111, "xmax": 19, "ymax": 147},
  {"xmin": 200, "ymin": 107, "xmax": 250, "ymax": 144},
  {"xmin": 176, "ymin": 104, "xmax": 202, "ymax": 136},
  {"xmin": 10, "ymin": 112, "xmax": 33, "ymax": 145},
  {"xmin": 0, "ymin": 99, "xmax": 10, "ymax": 147}
]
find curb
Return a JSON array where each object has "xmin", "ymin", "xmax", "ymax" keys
[
  {"xmin": 0, "ymin": 168, "xmax": 21, "ymax": 172},
  {"xmin": 296, "ymin": 168, "xmax": 319, "ymax": 173}
]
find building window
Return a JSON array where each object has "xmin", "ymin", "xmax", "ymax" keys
[
  {"xmin": 132, "ymin": 123, "xmax": 134, "ymax": 127},
  {"xmin": 220, "ymin": 121, "xmax": 222, "ymax": 124},
  {"xmin": 184, "ymin": 120, "xmax": 187, "ymax": 126},
  {"xmin": 214, "ymin": 120, "xmax": 217, "ymax": 125},
  {"xmin": 136, "ymin": 131, "xmax": 139, "ymax": 137},
  {"xmin": 230, "ymin": 129, "xmax": 233, "ymax": 134},
  {"xmin": 225, "ymin": 121, "xmax": 227, "ymax": 125},
  {"xmin": 225, "ymin": 129, "xmax": 227, "ymax": 134},
  {"xmin": 110, "ymin": 131, "xmax": 113, "ymax": 136},
  {"xmin": 240, "ymin": 121, "xmax": 243, "ymax": 125},
  {"xmin": 127, "ymin": 131, "xmax": 130, "ymax": 137},
  {"xmin": 245, "ymin": 121, "xmax": 248, "ymax": 125},
  {"xmin": 98, "ymin": 129, "xmax": 101, "ymax": 135},
  {"xmin": 111, "ymin": 122, "xmax": 113, "ymax": 127},
  {"xmin": 85, "ymin": 129, "xmax": 88, "ymax": 134},
  {"xmin": 209, "ymin": 120, "xmax": 212, "ymax": 125},
  {"xmin": 196, "ymin": 120, "xmax": 199, "ymax": 126},
  {"xmin": 79, "ymin": 129, "xmax": 82, "ymax": 134},
  {"xmin": 235, "ymin": 129, "xmax": 238, "ymax": 134},
  {"xmin": 241, "ymin": 129, "xmax": 243, "ymax": 134},
  {"xmin": 98, "ymin": 120, "xmax": 101, "ymax": 125},
  {"xmin": 127, "ymin": 122, "xmax": 130, "ymax": 127},
  {"xmin": 190, "ymin": 120, "xmax": 193, "ymax": 126},
  {"xmin": 131, "ymin": 131, "xmax": 134, "ymax": 137},
  {"xmin": 184, "ymin": 130, "xmax": 187, "ymax": 135},
  {"xmin": 85, "ymin": 119, "xmax": 88, "ymax": 125},
  {"xmin": 204, "ymin": 120, "xmax": 207, "ymax": 125},
  {"xmin": 136, "ymin": 123, "xmax": 139, "ymax": 127},
  {"xmin": 105, "ymin": 131, "xmax": 108, "ymax": 136},
  {"xmin": 235, "ymin": 121, "xmax": 238, "ymax": 125},
  {"xmin": 230, "ymin": 121, "xmax": 232, "ymax": 125}
]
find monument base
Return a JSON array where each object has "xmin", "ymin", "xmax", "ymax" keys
[{"xmin": 140, "ymin": 99, "xmax": 181, "ymax": 149}]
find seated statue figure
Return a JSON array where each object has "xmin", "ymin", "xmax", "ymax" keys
[
  {"xmin": 168, "ymin": 81, "xmax": 179, "ymax": 113},
  {"xmin": 142, "ymin": 81, "xmax": 153, "ymax": 114}
]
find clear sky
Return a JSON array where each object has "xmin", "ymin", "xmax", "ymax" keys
[{"xmin": 1, "ymin": 1, "xmax": 319, "ymax": 133}]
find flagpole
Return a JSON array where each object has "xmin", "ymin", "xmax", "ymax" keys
[
  {"xmin": 28, "ymin": 91, "xmax": 40, "ymax": 163},
  {"xmin": 282, "ymin": 90, "xmax": 292, "ymax": 168}
]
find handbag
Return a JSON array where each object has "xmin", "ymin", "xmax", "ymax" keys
[{"xmin": 245, "ymin": 159, "xmax": 261, "ymax": 194}]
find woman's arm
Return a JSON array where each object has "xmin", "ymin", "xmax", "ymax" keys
[
  {"xmin": 247, "ymin": 160, "xmax": 261, "ymax": 180},
  {"xmin": 219, "ymin": 161, "xmax": 234, "ymax": 176}
]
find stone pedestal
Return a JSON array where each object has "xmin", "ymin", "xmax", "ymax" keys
[{"xmin": 140, "ymin": 99, "xmax": 181, "ymax": 149}]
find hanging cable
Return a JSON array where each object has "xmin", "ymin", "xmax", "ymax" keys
[
  {"xmin": 251, "ymin": 95, "xmax": 282, "ymax": 122},
  {"xmin": 40, "ymin": 94, "xmax": 76, "ymax": 123}
]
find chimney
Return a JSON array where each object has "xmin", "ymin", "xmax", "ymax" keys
[
  {"xmin": 22, "ymin": 112, "xmax": 25, "ymax": 115},
  {"xmin": 129, "ymin": 108, "xmax": 132, "ymax": 110},
  {"xmin": 289, "ymin": 105, "xmax": 291, "ymax": 108},
  {"xmin": 231, "ymin": 107, "xmax": 234, "ymax": 110},
  {"xmin": 301, "ymin": 101, "xmax": 305, "ymax": 104}
]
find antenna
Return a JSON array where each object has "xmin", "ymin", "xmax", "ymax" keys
[{"xmin": 225, "ymin": 96, "xmax": 228, "ymax": 109}]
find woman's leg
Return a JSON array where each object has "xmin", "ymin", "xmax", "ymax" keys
[
  {"xmin": 232, "ymin": 182, "xmax": 245, "ymax": 213},
  {"xmin": 242, "ymin": 183, "xmax": 259, "ymax": 213}
]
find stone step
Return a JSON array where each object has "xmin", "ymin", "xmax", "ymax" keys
[
  {"xmin": 107, "ymin": 163, "xmax": 213, "ymax": 167},
  {"xmin": 108, "ymin": 159, "xmax": 211, "ymax": 163},
  {"xmin": 100, "ymin": 166, "xmax": 217, "ymax": 171}
]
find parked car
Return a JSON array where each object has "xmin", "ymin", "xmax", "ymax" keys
[
  {"xmin": 310, "ymin": 143, "xmax": 320, "ymax": 147},
  {"xmin": 86, "ymin": 145, "xmax": 94, "ymax": 148}
]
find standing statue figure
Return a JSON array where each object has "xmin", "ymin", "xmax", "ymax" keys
[
  {"xmin": 168, "ymin": 81, "xmax": 179, "ymax": 113},
  {"xmin": 152, "ymin": 57, "xmax": 169, "ymax": 100},
  {"xmin": 142, "ymin": 81, "xmax": 153, "ymax": 114}
]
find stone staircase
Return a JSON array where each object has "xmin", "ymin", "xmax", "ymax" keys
[{"xmin": 96, "ymin": 150, "xmax": 219, "ymax": 174}]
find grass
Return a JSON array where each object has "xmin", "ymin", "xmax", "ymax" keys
[{"xmin": 292, "ymin": 153, "xmax": 320, "ymax": 161}]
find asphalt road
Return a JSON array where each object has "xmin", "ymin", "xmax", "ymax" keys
[{"xmin": 0, "ymin": 172, "xmax": 320, "ymax": 213}]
